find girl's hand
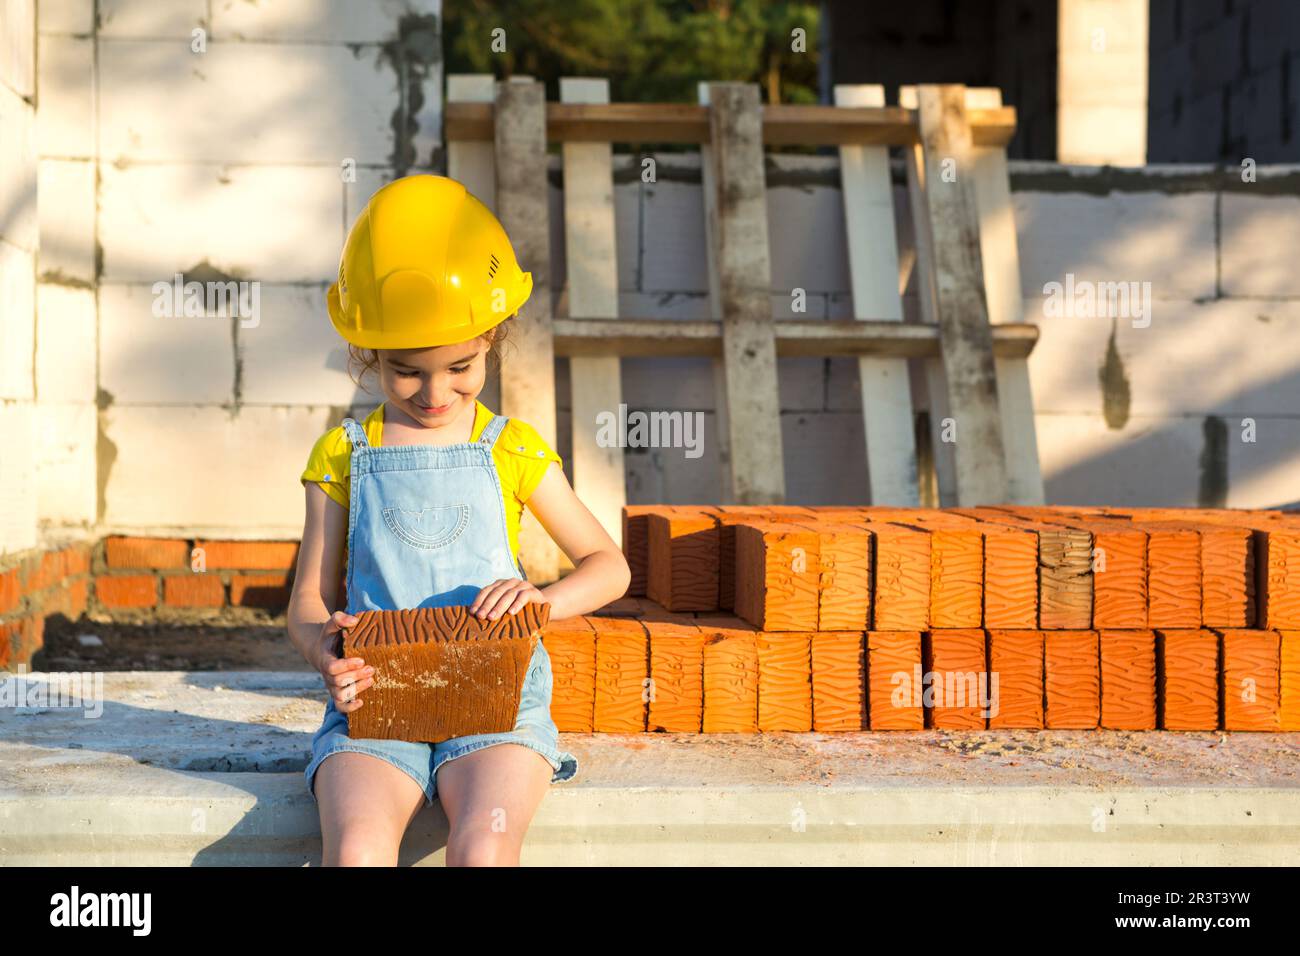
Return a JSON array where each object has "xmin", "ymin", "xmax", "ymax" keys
[
  {"xmin": 471, "ymin": 579, "xmax": 546, "ymax": 621},
  {"xmin": 315, "ymin": 610, "xmax": 374, "ymax": 713}
]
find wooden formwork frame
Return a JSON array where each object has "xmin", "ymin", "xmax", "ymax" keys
[{"xmin": 446, "ymin": 75, "xmax": 1043, "ymax": 580}]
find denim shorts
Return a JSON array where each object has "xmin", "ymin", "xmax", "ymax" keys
[{"xmin": 305, "ymin": 638, "xmax": 579, "ymax": 806}]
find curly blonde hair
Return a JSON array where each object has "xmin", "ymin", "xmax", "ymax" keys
[{"xmin": 344, "ymin": 319, "xmax": 515, "ymax": 392}]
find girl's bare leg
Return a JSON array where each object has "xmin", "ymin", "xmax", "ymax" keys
[
  {"xmin": 314, "ymin": 751, "xmax": 428, "ymax": 866},
  {"xmin": 436, "ymin": 744, "xmax": 553, "ymax": 866}
]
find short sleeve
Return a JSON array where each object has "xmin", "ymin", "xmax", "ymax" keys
[
  {"xmin": 300, "ymin": 426, "xmax": 350, "ymax": 510},
  {"xmin": 500, "ymin": 419, "xmax": 562, "ymax": 503}
]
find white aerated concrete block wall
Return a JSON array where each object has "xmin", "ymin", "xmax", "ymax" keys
[
  {"xmin": 0, "ymin": 0, "xmax": 37, "ymax": 556},
  {"xmin": 20, "ymin": 0, "xmax": 443, "ymax": 544}
]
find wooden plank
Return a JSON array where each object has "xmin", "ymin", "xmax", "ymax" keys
[
  {"xmin": 552, "ymin": 317, "xmax": 1038, "ymax": 359},
  {"xmin": 967, "ymin": 87, "xmax": 1046, "ymax": 506},
  {"xmin": 900, "ymin": 85, "xmax": 957, "ymax": 508},
  {"xmin": 560, "ymin": 77, "xmax": 627, "ymax": 549},
  {"xmin": 914, "ymin": 84, "xmax": 1009, "ymax": 506},
  {"xmin": 446, "ymin": 101, "xmax": 1017, "ymax": 148},
  {"xmin": 494, "ymin": 77, "xmax": 561, "ymax": 582},
  {"xmin": 446, "ymin": 75, "xmax": 497, "ymax": 209},
  {"xmin": 834, "ymin": 83, "xmax": 918, "ymax": 506},
  {"xmin": 699, "ymin": 82, "xmax": 785, "ymax": 504}
]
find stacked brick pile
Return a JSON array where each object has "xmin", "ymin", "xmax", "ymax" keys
[{"xmin": 539, "ymin": 505, "xmax": 1300, "ymax": 734}]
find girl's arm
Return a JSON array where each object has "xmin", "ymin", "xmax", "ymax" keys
[
  {"xmin": 287, "ymin": 483, "xmax": 374, "ymax": 712},
  {"xmin": 524, "ymin": 462, "xmax": 631, "ymax": 621}
]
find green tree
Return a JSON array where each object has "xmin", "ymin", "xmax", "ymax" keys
[{"xmin": 444, "ymin": 0, "xmax": 821, "ymax": 110}]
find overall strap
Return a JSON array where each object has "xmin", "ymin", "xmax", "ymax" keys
[
  {"xmin": 479, "ymin": 413, "xmax": 509, "ymax": 447},
  {"xmin": 340, "ymin": 417, "xmax": 369, "ymax": 448}
]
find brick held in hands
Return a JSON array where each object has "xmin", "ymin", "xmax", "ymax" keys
[
  {"xmin": 1218, "ymin": 628, "xmax": 1281, "ymax": 731},
  {"xmin": 733, "ymin": 522, "xmax": 819, "ymax": 631},
  {"xmin": 923, "ymin": 629, "xmax": 987, "ymax": 730},
  {"xmin": 543, "ymin": 616, "xmax": 597, "ymax": 733},
  {"xmin": 646, "ymin": 511, "xmax": 719, "ymax": 612},
  {"xmin": 866, "ymin": 631, "xmax": 924, "ymax": 730},
  {"xmin": 1155, "ymin": 629, "xmax": 1218, "ymax": 731},
  {"xmin": 811, "ymin": 631, "xmax": 866, "ymax": 731},
  {"xmin": 341, "ymin": 602, "xmax": 550, "ymax": 743},
  {"xmin": 646, "ymin": 619, "xmax": 706, "ymax": 732},
  {"xmin": 986, "ymin": 630, "xmax": 1044, "ymax": 729},
  {"xmin": 1099, "ymin": 629, "xmax": 1157, "ymax": 730},
  {"xmin": 1044, "ymin": 630, "xmax": 1099, "ymax": 729},
  {"xmin": 698, "ymin": 616, "xmax": 759, "ymax": 733},
  {"xmin": 592, "ymin": 616, "xmax": 649, "ymax": 732}
]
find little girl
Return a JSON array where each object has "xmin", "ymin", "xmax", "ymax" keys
[{"xmin": 287, "ymin": 174, "xmax": 630, "ymax": 867}]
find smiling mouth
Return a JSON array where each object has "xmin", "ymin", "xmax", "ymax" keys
[{"xmin": 417, "ymin": 401, "xmax": 453, "ymax": 414}]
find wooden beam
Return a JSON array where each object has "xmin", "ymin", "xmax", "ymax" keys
[
  {"xmin": 967, "ymin": 87, "xmax": 1046, "ymax": 506},
  {"xmin": 835, "ymin": 83, "xmax": 919, "ymax": 507},
  {"xmin": 446, "ymin": 101, "xmax": 1017, "ymax": 147},
  {"xmin": 495, "ymin": 78, "xmax": 561, "ymax": 582},
  {"xmin": 915, "ymin": 84, "xmax": 1010, "ymax": 506},
  {"xmin": 560, "ymin": 77, "xmax": 627, "ymax": 551},
  {"xmin": 550, "ymin": 317, "xmax": 1038, "ymax": 358},
  {"xmin": 701, "ymin": 82, "xmax": 785, "ymax": 505}
]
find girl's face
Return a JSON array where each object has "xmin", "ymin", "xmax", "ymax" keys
[{"xmin": 378, "ymin": 337, "xmax": 487, "ymax": 427}]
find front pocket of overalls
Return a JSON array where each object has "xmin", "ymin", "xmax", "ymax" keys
[{"xmin": 382, "ymin": 504, "xmax": 471, "ymax": 551}]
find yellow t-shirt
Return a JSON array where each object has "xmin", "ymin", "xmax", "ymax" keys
[{"xmin": 300, "ymin": 399, "xmax": 562, "ymax": 565}]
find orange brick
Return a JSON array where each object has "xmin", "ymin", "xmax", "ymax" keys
[
  {"xmin": 0, "ymin": 621, "xmax": 14, "ymax": 667},
  {"xmin": 699, "ymin": 618, "xmax": 759, "ymax": 733},
  {"xmin": 545, "ymin": 618, "xmax": 597, "ymax": 733},
  {"xmin": 0, "ymin": 568, "xmax": 20, "ymax": 615},
  {"xmin": 230, "ymin": 573, "xmax": 291, "ymax": 608},
  {"xmin": 714, "ymin": 510, "xmax": 769, "ymax": 610},
  {"xmin": 810, "ymin": 523, "xmax": 872, "ymax": 631},
  {"xmin": 192, "ymin": 540, "xmax": 299, "ymax": 571},
  {"xmin": 929, "ymin": 529, "xmax": 983, "ymax": 629},
  {"xmin": 621, "ymin": 505, "xmax": 665, "ymax": 597},
  {"xmin": 1045, "ymin": 631, "xmax": 1099, "ymax": 728},
  {"xmin": 1145, "ymin": 526, "xmax": 1202, "ymax": 628},
  {"xmin": 756, "ymin": 631, "xmax": 811, "ymax": 731},
  {"xmin": 62, "ymin": 545, "xmax": 91, "ymax": 577},
  {"xmin": 1090, "ymin": 526, "xmax": 1148, "ymax": 628},
  {"xmin": 1037, "ymin": 527, "xmax": 1092, "ymax": 629},
  {"xmin": 1258, "ymin": 530, "xmax": 1300, "ymax": 630},
  {"xmin": 104, "ymin": 536, "xmax": 191, "ymax": 570},
  {"xmin": 981, "ymin": 524, "xmax": 1038, "ymax": 628},
  {"xmin": 646, "ymin": 512, "xmax": 719, "ymax": 612},
  {"xmin": 96, "ymin": 574, "xmax": 158, "ymax": 609},
  {"xmin": 811, "ymin": 631, "xmax": 866, "ymax": 731},
  {"xmin": 734, "ymin": 522, "xmax": 819, "ymax": 631},
  {"xmin": 646, "ymin": 620, "xmax": 706, "ymax": 732},
  {"xmin": 987, "ymin": 630, "xmax": 1044, "ymax": 728},
  {"xmin": 924, "ymin": 629, "xmax": 987, "ymax": 729},
  {"xmin": 866, "ymin": 631, "xmax": 924, "ymax": 730},
  {"xmin": 1099, "ymin": 629, "xmax": 1157, "ymax": 729},
  {"xmin": 1281, "ymin": 631, "xmax": 1300, "ymax": 731},
  {"xmin": 870, "ymin": 523, "xmax": 930, "ymax": 631},
  {"xmin": 1219, "ymin": 628, "xmax": 1280, "ymax": 731},
  {"xmin": 1200, "ymin": 526, "xmax": 1254, "ymax": 627},
  {"xmin": 1155, "ymin": 629, "xmax": 1218, "ymax": 730},
  {"xmin": 163, "ymin": 574, "xmax": 225, "ymax": 607},
  {"xmin": 592, "ymin": 617, "xmax": 648, "ymax": 732}
]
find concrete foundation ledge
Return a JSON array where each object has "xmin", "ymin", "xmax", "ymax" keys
[{"xmin": 2, "ymin": 671, "xmax": 1298, "ymax": 865}]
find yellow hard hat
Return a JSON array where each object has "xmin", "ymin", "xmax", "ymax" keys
[{"xmin": 326, "ymin": 174, "xmax": 533, "ymax": 349}]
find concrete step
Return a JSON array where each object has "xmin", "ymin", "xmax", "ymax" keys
[{"xmin": 2, "ymin": 671, "xmax": 1298, "ymax": 865}]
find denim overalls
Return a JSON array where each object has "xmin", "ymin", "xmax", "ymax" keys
[{"xmin": 304, "ymin": 409, "xmax": 579, "ymax": 806}]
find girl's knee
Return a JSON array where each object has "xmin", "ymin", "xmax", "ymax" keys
[
  {"xmin": 326, "ymin": 824, "xmax": 403, "ymax": 866},
  {"xmin": 445, "ymin": 829, "xmax": 521, "ymax": 867}
]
